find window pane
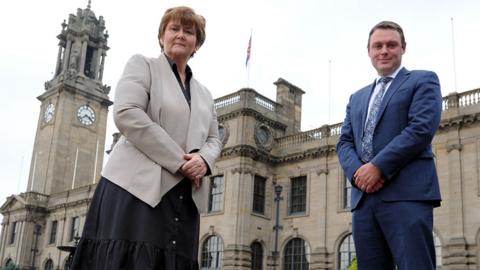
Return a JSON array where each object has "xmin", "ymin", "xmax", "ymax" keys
[
  {"xmin": 201, "ymin": 235, "xmax": 224, "ymax": 270},
  {"xmin": 343, "ymin": 177, "xmax": 352, "ymax": 209},
  {"xmin": 49, "ymin": 220, "xmax": 58, "ymax": 244},
  {"xmin": 338, "ymin": 234, "xmax": 356, "ymax": 270},
  {"xmin": 9, "ymin": 222, "xmax": 17, "ymax": 244},
  {"xmin": 251, "ymin": 241, "xmax": 263, "ymax": 270},
  {"xmin": 70, "ymin": 217, "xmax": 79, "ymax": 241},
  {"xmin": 208, "ymin": 176, "xmax": 224, "ymax": 213},
  {"xmin": 45, "ymin": 259, "xmax": 54, "ymax": 270},
  {"xmin": 253, "ymin": 176, "xmax": 266, "ymax": 214},
  {"xmin": 283, "ymin": 238, "xmax": 309, "ymax": 270},
  {"xmin": 290, "ymin": 176, "xmax": 307, "ymax": 214}
]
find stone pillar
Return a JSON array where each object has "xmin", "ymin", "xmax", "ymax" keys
[
  {"xmin": 79, "ymin": 39, "xmax": 88, "ymax": 76},
  {"xmin": 222, "ymin": 167, "xmax": 254, "ymax": 269},
  {"xmin": 0, "ymin": 217, "xmax": 8, "ymax": 263},
  {"xmin": 222, "ymin": 244, "xmax": 251, "ymax": 269},
  {"xmin": 98, "ymin": 52, "xmax": 106, "ymax": 81},
  {"xmin": 444, "ymin": 129, "xmax": 468, "ymax": 268},
  {"xmin": 62, "ymin": 39, "xmax": 72, "ymax": 73},
  {"xmin": 54, "ymin": 42, "xmax": 64, "ymax": 76},
  {"xmin": 309, "ymin": 168, "xmax": 329, "ymax": 269}
]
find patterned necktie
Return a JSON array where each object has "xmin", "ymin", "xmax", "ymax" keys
[{"xmin": 361, "ymin": 77, "xmax": 392, "ymax": 162}]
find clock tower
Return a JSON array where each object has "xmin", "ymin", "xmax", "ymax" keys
[{"xmin": 28, "ymin": 2, "xmax": 112, "ymax": 195}]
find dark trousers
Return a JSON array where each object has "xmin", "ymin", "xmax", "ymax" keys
[{"xmin": 352, "ymin": 193, "xmax": 436, "ymax": 270}]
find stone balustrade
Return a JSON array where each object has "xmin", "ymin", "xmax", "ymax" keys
[
  {"xmin": 214, "ymin": 88, "xmax": 280, "ymax": 113},
  {"xmin": 442, "ymin": 88, "xmax": 480, "ymax": 111}
]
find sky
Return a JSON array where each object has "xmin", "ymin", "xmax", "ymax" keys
[{"xmin": 1, "ymin": 0, "xmax": 480, "ymax": 206}]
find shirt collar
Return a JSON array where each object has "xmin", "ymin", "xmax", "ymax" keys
[
  {"xmin": 376, "ymin": 66, "xmax": 403, "ymax": 83},
  {"xmin": 164, "ymin": 54, "xmax": 193, "ymax": 78}
]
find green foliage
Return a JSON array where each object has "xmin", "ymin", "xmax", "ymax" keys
[{"xmin": 347, "ymin": 256, "xmax": 358, "ymax": 270}]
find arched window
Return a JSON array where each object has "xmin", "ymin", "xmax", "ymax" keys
[
  {"xmin": 4, "ymin": 258, "xmax": 17, "ymax": 270},
  {"xmin": 283, "ymin": 238, "xmax": 310, "ymax": 270},
  {"xmin": 251, "ymin": 241, "xmax": 263, "ymax": 270},
  {"xmin": 338, "ymin": 234, "xmax": 356, "ymax": 270},
  {"xmin": 44, "ymin": 259, "xmax": 54, "ymax": 270},
  {"xmin": 4, "ymin": 258, "xmax": 13, "ymax": 267},
  {"xmin": 201, "ymin": 235, "xmax": 223, "ymax": 270},
  {"xmin": 433, "ymin": 231, "xmax": 442, "ymax": 269},
  {"xmin": 64, "ymin": 257, "xmax": 72, "ymax": 270}
]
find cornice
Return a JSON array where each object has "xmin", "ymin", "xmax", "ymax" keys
[
  {"xmin": 39, "ymin": 82, "xmax": 112, "ymax": 107},
  {"xmin": 47, "ymin": 198, "xmax": 91, "ymax": 211},
  {"xmin": 219, "ymin": 144, "xmax": 336, "ymax": 164},
  {"xmin": 438, "ymin": 113, "xmax": 480, "ymax": 132}
]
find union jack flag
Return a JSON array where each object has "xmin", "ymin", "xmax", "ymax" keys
[{"xmin": 245, "ymin": 34, "xmax": 252, "ymax": 67}]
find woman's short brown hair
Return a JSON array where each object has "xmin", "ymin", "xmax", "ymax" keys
[{"xmin": 158, "ymin": 6, "xmax": 206, "ymax": 55}]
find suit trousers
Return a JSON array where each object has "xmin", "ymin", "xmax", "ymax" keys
[{"xmin": 352, "ymin": 193, "xmax": 436, "ymax": 270}]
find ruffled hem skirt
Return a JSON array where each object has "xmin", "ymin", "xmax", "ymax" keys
[
  {"xmin": 72, "ymin": 238, "xmax": 198, "ymax": 270},
  {"xmin": 71, "ymin": 177, "xmax": 199, "ymax": 270}
]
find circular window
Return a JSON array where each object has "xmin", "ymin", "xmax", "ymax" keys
[
  {"xmin": 256, "ymin": 126, "xmax": 270, "ymax": 145},
  {"xmin": 218, "ymin": 125, "xmax": 225, "ymax": 142}
]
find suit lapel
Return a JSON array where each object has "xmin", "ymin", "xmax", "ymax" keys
[
  {"xmin": 185, "ymin": 78, "xmax": 201, "ymax": 152},
  {"xmin": 159, "ymin": 54, "xmax": 192, "ymax": 111},
  {"xmin": 376, "ymin": 68, "xmax": 410, "ymax": 123}
]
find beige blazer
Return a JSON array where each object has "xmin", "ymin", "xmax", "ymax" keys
[{"xmin": 102, "ymin": 54, "xmax": 222, "ymax": 213}]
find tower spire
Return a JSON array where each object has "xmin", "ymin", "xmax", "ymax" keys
[{"xmin": 87, "ymin": 0, "xmax": 91, "ymax": 9}]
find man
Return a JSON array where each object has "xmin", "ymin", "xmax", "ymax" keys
[{"xmin": 336, "ymin": 21, "xmax": 442, "ymax": 269}]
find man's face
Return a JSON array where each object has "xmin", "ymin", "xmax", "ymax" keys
[{"xmin": 368, "ymin": 29, "xmax": 405, "ymax": 76}]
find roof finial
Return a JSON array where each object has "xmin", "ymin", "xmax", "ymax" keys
[{"xmin": 87, "ymin": 0, "xmax": 91, "ymax": 9}]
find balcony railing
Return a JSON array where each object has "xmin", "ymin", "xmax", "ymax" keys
[
  {"xmin": 214, "ymin": 88, "xmax": 279, "ymax": 112},
  {"xmin": 442, "ymin": 88, "xmax": 480, "ymax": 111},
  {"xmin": 276, "ymin": 123, "xmax": 343, "ymax": 148},
  {"xmin": 214, "ymin": 93, "xmax": 241, "ymax": 109}
]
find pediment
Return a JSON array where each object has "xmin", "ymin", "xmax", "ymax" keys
[{"xmin": 0, "ymin": 194, "xmax": 27, "ymax": 213}]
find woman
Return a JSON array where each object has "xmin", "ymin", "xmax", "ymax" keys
[{"xmin": 71, "ymin": 6, "xmax": 222, "ymax": 270}]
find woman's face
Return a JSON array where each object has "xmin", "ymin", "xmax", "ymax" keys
[{"xmin": 160, "ymin": 20, "xmax": 198, "ymax": 61}]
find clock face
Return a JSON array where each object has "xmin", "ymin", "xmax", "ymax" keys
[
  {"xmin": 43, "ymin": 103, "xmax": 55, "ymax": 123},
  {"xmin": 77, "ymin": 105, "xmax": 96, "ymax": 126}
]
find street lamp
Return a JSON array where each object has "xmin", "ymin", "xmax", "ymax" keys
[
  {"xmin": 30, "ymin": 223, "xmax": 41, "ymax": 270},
  {"xmin": 273, "ymin": 184, "xmax": 283, "ymax": 270}
]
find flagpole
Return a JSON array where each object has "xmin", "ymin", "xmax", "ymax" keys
[
  {"xmin": 328, "ymin": 59, "xmax": 332, "ymax": 124},
  {"xmin": 450, "ymin": 17, "xmax": 458, "ymax": 92}
]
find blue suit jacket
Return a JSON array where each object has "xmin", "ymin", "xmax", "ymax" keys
[{"xmin": 336, "ymin": 68, "xmax": 442, "ymax": 210}]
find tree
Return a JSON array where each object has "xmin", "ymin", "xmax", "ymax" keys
[{"xmin": 347, "ymin": 256, "xmax": 357, "ymax": 270}]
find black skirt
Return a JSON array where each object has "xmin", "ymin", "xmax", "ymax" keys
[{"xmin": 71, "ymin": 177, "xmax": 200, "ymax": 270}]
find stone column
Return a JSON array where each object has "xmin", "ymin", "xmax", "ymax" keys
[
  {"xmin": 79, "ymin": 39, "xmax": 88, "ymax": 76},
  {"xmin": 54, "ymin": 42, "xmax": 64, "ymax": 76},
  {"xmin": 95, "ymin": 48, "xmax": 104, "ymax": 80},
  {"xmin": 62, "ymin": 39, "xmax": 72, "ymax": 73},
  {"xmin": 444, "ymin": 128, "xmax": 468, "ymax": 269},
  {"xmin": 222, "ymin": 167, "xmax": 254, "ymax": 270},
  {"xmin": 98, "ymin": 52, "xmax": 106, "ymax": 81},
  {"xmin": 0, "ymin": 217, "xmax": 8, "ymax": 263},
  {"xmin": 309, "ymin": 168, "xmax": 329, "ymax": 269}
]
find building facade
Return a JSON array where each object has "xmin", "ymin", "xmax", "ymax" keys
[
  {"xmin": 1, "ymin": 4, "xmax": 480, "ymax": 270},
  {"xmin": 199, "ymin": 84, "xmax": 480, "ymax": 270},
  {"xmin": 0, "ymin": 4, "xmax": 111, "ymax": 270}
]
